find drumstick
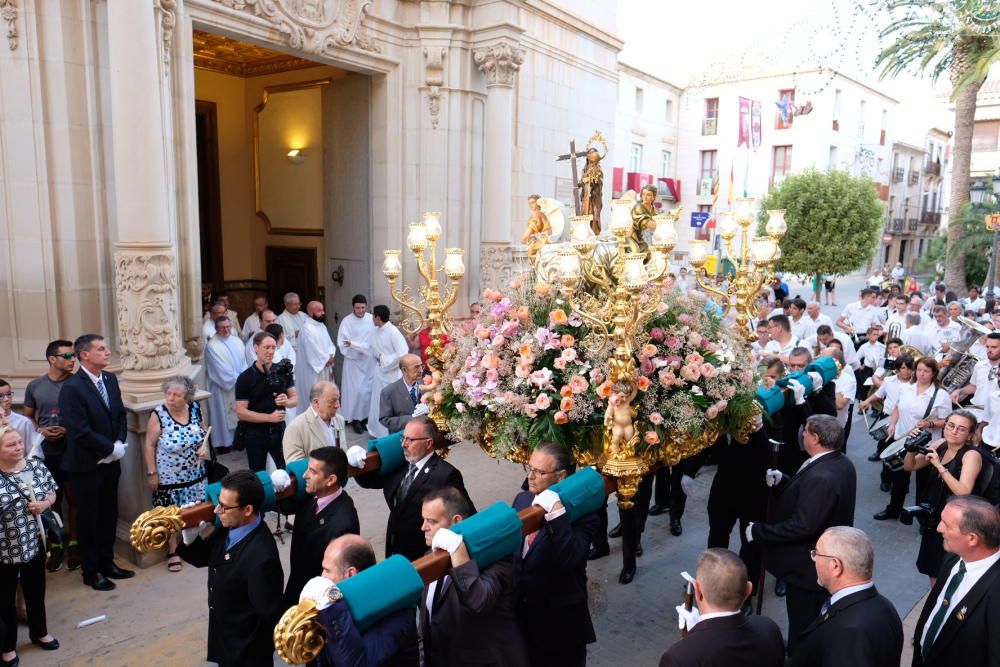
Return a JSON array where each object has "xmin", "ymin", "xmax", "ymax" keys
[{"xmin": 860, "ymin": 408, "xmax": 871, "ymax": 431}]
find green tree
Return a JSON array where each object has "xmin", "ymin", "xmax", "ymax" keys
[
  {"xmin": 876, "ymin": 0, "xmax": 1000, "ymax": 288},
  {"xmin": 758, "ymin": 170, "xmax": 883, "ymax": 287},
  {"xmin": 923, "ymin": 202, "xmax": 997, "ymax": 288}
]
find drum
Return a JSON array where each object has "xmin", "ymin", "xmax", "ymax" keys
[
  {"xmin": 880, "ymin": 437, "xmax": 908, "ymax": 472},
  {"xmin": 868, "ymin": 415, "xmax": 890, "ymax": 443}
]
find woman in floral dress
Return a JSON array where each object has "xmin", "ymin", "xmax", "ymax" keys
[{"xmin": 142, "ymin": 376, "xmax": 207, "ymax": 572}]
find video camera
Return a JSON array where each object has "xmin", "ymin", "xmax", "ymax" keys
[
  {"xmin": 903, "ymin": 430, "xmax": 934, "ymax": 454},
  {"xmin": 265, "ymin": 358, "xmax": 295, "ymax": 393},
  {"xmin": 899, "ymin": 502, "xmax": 933, "ymax": 527}
]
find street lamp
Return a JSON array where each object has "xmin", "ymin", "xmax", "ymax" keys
[{"xmin": 971, "ymin": 171, "xmax": 1000, "ymax": 300}]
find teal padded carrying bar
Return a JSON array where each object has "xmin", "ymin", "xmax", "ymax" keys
[
  {"xmin": 340, "ymin": 554, "xmax": 423, "ymax": 632},
  {"xmin": 451, "ymin": 502, "xmax": 522, "ymax": 567},
  {"xmin": 285, "ymin": 458, "xmax": 310, "ymax": 502},
  {"xmin": 367, "ymin": 431, "xmax": 405, "ymax": 476},
  {"xmin": 549, "ymin": 466, "xmax": 605, "ymax": 523}
]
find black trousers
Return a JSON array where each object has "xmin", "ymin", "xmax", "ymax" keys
[
  {"xmin": 242, "ymin": 426, "xmax": 285, "ymax": 472},
  {"xmin": 69, "ymin": 463, "xmax": 120, "ymax": 579},
  {"xmin": 46, "ymin": 452, "xmax": 76, "ymax": 542},
  {"xmin": 707, "ymin": 478, "xmax": 766, "ymax": 581},
  {"xmin": 785, "ymin": 584, "xmax": 828, "ymax": 655},
  {"xmin": 0, "ymin": 552, "xmax": 48, "ymax": 652},
  {"xmin": 527, "ymin": 643, "xmax": 586, "ymax": 667}
]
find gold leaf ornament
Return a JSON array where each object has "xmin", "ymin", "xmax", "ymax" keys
[
  {"xmin": 274, "ymin": 599, "xmax": 326, "ymax": 665},
  {"xmin": 129, "ymin": 505, "xmax": 184, "ymax": 552}
]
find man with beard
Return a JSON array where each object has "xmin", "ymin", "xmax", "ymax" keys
[{"xmin": 296, "ymin": 301, "xmax": 337, "ymax": 397}]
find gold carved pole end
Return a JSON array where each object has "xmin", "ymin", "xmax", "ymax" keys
[
  {"xmin": 129, "ymin": 505, "xmax": 185, "ymax": 553},
  {"xmin": 274, "ymin": 599, "xmax": 326, "ymax": 665}
]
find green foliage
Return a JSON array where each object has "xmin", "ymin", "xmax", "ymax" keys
[
  {"xmin": 917, "ymin": 235, "xmax": 947, "ymax": 280},
  {"xmin": 757, "ymin": 170, "xmax": 883, "ymax": 280},
  {"xmin": 919, "ymin": 204, "xmax": 998, "ymax": 287}
]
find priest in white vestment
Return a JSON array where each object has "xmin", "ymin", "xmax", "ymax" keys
[
  {"xmin": 297, "ymin": 301, "xmax": 338, "ymax": 400},
  {"xmin": 202, "ymin": 301, "xmax": 227, "ymax": 341},
  {"xmin": 356, "ymin": 305, "xmax": 409, "ymax": 438},
  {"xmin": 336, "ymin": 295, "xmax": 376, "ymax": 432},
  {"xmin": 241, "ymin": 295, "xmax": 270, "ymax": 341},
  {"xmin": 204, "ymin": 316, "xmax": 248, "ymax": 448},
  {"xmin": 277, "ymin": 292, "xmax": 308, "ymax": 352}
]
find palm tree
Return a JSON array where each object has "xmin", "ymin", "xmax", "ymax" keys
[{"xmin": 876, "ymin": 1, "xmax": 1000, "ymax": 288}]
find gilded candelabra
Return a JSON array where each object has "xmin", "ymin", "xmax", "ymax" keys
[
  {"xmin": 687, "ymin": 198, "xmax": 786, "ymax": 342},
  {"xmin": 556, "ymin": 200, "xmax": 679, "ymax": 506}
]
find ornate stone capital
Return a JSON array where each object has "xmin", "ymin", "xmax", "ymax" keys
[
  {"xmin": 1, "ymin": 0, "xmax": 17, "ymax": 51},
  {"xmin": 473, "ymin": 42, "xmax": 524, "ymax": 87},
  {"xmin": 214, "ymin": 0, "xmax": 382, "ymax": 54},
  {"xmin": 114, "ymin": 246, "xmax": 183, "ymax": 372},
  {"xmin": 157, "ymin": 0, "xmax": 178, "ymax": 74}
]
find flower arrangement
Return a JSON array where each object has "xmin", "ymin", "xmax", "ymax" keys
[{"xmin": 424, "ymin": 277, "xmax": 759, "ymax": 464}]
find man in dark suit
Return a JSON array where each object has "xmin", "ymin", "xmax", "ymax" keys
[
  {"xmin": 379, "ymin": 354, "xmax": 425, "ymax": 435},
  {"xmin": 788, "ymin": 526, "xmax": 902, "ymax": 666},
  {"xmin": 512, "ymin": 441, "xmax": 598, "ymax": 667},
  {"xmin": 302, "ymin": 534, "xmax": 419, "ymax": 667},
  {"xmin": 178, "ymin": 470, "xmax": 285, "ymax": 667},
  {"xmin": 418, "ymin": 485, "xmax": 528, "ymax": 666},
  {"xmin": 57, "ymin": 334, "xmax": 133, "ymax": 591},
  {"xmin": 747, "ymin": 414, "xmax": 856, "ymax": 653},
  {"xmin": 778, "ymin": 347, "xmax": 837, "ymax": 475},
  {"xmin": 353, "ymin": 416, "xmax": 473, "ymax": 561},
  {"xmin": 912, "ymin": 496, "xmax": 1000, "ymax": 667},
  {"xmin": 659, "ymin": 548, "xmax": 784, "ymax": 667},
  {"xmin": 283, "ymin": 446, "xmax": 360, "ymax": 607}
]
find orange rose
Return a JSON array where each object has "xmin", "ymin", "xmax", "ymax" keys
[
  {"xmin": 636, "ymin": 376, "xmax": 651, "ymax": 391},
  {"xmin": 560, "ymin": 397, "xmax": 575, "ymax": 412},
  {"xmin": 549, "ymin": 309, "xmax": 569, "ymax": 326},
  {"xmin": 644, "ymin": 431, "xmax": 660, "ymax": 445},
  {"xmin": 560, "ymin": 385, "xmax": 574, "ymax": 398},
  {"xmin": 518, "ymin": 342, "xmax": 533, "ymax": 357},
  {"xmin": 596, "ymin": 380, "xmax": 614, "ymax": 399},
  {"xmin": 561, "ymin": 334, "xmax": 575, "ymax": 348},
  {"xmin": 553, "ymin": 411, "xmax": 569, "ymax": 425},
  {"xmin": 642, "ymin": 344, "xmax": 658, "ymax": 358},
  {"xmin": 516, "ymin": 306, "xmax": 531, "ymax": 320},
  {"xmin": 534, "ymin": 282, "xmax": 552, "ymax": 297}
]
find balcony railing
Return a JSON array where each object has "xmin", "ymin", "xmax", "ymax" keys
[
  {"xmin": 892, "ymin": 167, "xmax": 905, "ymax": 183},
  {"xmin": 922, "ymin": 211, "xmax": 942, "ymax": 226},
  {"xmin": 702, "ymin": 118, "xmax": 717, "ymax": 136},
  {"xmin": 924, "ymin": 160, "xmax": 941, "ymax": 177},
  {"xmin": 908, "ymin": 172, "xmax": 919, "ymax": 185},
  {"xmin": 889, "ymin": 218, "xmax": 905, "ymax": 232},
  {"xmin": 908, "ymin": 218, "xmax": 919, "ymax": 232}
]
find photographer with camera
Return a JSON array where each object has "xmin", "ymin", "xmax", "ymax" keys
[
  {"xmin": 235, "ymin": 331, "xmax": 299, "ymax": 472},
  {"xmin": 903, "ymin": 409, "xmax": 984, "ymax": 585},
  {"xmin": 875, "ymin": 358, "xmax": 951, "ymax": 522}
]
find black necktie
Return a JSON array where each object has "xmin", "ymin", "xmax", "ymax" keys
[
  {"xmin": 398, "ymin": 464, "xmax": 417, "ymax": 499},
  {"xmin": 409, "ymin": 385, "xmax": 418, "ymax": 406}
]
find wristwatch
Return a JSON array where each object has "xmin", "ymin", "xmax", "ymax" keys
[{"xmin": 326, "ymin": 585, "xmax": 344, "ymax": 604}]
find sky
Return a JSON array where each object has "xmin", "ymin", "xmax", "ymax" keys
[{"xmin": 616, "ymin": 0, "xmax": 946, "ymax": 111}]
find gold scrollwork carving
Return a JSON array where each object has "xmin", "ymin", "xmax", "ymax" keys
[
  {"xmin": 130, "ymin": 506, "xmax": 185, "ymax": 553},
  {"xmin": 274, "ymin": 599, "xmax": 326, "ymax": 665}
]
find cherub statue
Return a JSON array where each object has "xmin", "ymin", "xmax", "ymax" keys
[
  {"xmin": 579, "ymin": 148, "xmax": 604, "ymax": 235},
  {"xmin": 521, "ymin": 194, "xmax": 552, "ymax": 262},
  {"xmin": 605, "ymin": 382, "xmax": 638, "ymax": 457}
]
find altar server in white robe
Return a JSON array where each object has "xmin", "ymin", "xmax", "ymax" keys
[
  {"xmin": 297, "ymin": 301, "xmax": 338, "ymax": 400},
  {"xmin": 357, "ymin": 305, "xmax": 409, "ymax": 438},
  {"xmin": 277, "ymin": 292, "xmax": 309, "ymax": 352},
  {"xmin": 204, "ymin": 316, "xmax": 248, "ymax": 448},
  {"xmin": 336, "ymin": 294, "xmax": 377, "ymax": 433}
]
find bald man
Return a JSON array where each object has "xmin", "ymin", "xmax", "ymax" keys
[
  {"xmin": 283, "ymin": 381, "xmax": 348, "ymax": 462},
  {"xmin": 379, "ymin": 354, "xmax": 427, "ymax": 435},
  {"xmin": 299, "ymin": 535, "xmax": 419, "ymax": 667},
  {"xmin": 296, "ymin": 301, "xmax": 337, "ymax": 398}
]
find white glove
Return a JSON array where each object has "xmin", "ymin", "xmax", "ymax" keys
[
  {"xmin": 412, "ymin": 403, "xmax": 430, "ymax": 418},
  {"xmin": 99, "ymin": 440, "xmax": 127, "ymax": 464},
  {"xmin": 299, "ymin": 575, "xmax": 340, "ymax": 611},
  {"xmin": 745, "ymin": 522, "xmax": 755, "ymax": 543},
  {"xmin": 270, "ymin": 469, "xmax": 291, "ymax": 493},
  {"xmin": 680, "ymin": 474, "xmax": 696, "ymax": 497},
  {"xmin": 788, "ymin": 379, "xmax": 806, "ymax": 406},
  {"xmin": 430, "ymin": 527, "xmax": 464, "ymax": 554},
  {"xmin": 181, "ymin": 520, "xmax": 213, "ymax": 545},
  {"xmin": 346, "ymin": 445, "xmax": 368, "ymax": 468},
  {"xmin": 765, "ymin": 469, "xmax": 783, "ymax": 487},
  {"xmin": 807, "ymin": 371, "xmax": 823, "ymax": 394},
  {"xmin": 675, "ymin": 604, "xmax": 701, "ymax": 631},
  {"xmin": 533, "ymin": 489, "xmax": 561, "ymax": 513}
]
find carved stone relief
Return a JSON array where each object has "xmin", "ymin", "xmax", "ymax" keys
[
  {"xmin": 157, "ymin": 0, "xmax": 177, "ymax": 73},
  {"xmin": 1, "ymin": 0, "xmax": 17, "ymax": 51},
  {"xmin": 213, "ymin": 0, "xmax": 382, "ymax": 55},
  {"xmin": 473, "ymin": 42, "xmax": 525, "ymax": 88},
  {"xmin": 423, "ymin": 47, "xmax": 445, "ymax": 128},
  {"xmin": 114, "ymin": 249, "xmax": 184, "ymax": 371},
  {"xmin": 480, "ymin": 244, "xmax": 516, "ymax": 292}
]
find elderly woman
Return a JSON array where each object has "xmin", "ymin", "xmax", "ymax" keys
[
  {"xmin": 0, "ymin": 425, "xmax": 58, "ymax": 665},
  {"xmin": 142, "ymin": 376, "xmax": 207, "ymax": 572}
]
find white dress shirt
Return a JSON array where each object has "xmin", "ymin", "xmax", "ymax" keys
[
  {"xmin": 828, "ymin": 581, "xmax": 874, "ymax": 607},
  {"xmin": 919, "ymin": 549, "xmax": 1000, "ymax": 650}
]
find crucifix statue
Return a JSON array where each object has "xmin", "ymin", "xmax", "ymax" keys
[{"xmin": 555, "ymin": 131, "xmax": 608, "ymax": 235}]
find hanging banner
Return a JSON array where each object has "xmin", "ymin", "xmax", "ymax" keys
[
  {"xmin": 750, "ymin": 100, "xmax": 762, "ymax": 151},
  {"xmin": 738, "ymin": 97, "xmax": 751, "ymax": 148}
]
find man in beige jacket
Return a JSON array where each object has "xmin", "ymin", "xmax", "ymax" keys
[{"xmin": 283, "ymin": 381, "xmax": 349, "ymax": 463}]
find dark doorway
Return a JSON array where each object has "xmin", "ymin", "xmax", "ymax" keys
[
  {"xmin": 266, "ymin": 246, "xmax": 318, "ymax": 308},
  {"xmin": 195, "ymin": 100, "xmax": 224, "ymax": 301}
]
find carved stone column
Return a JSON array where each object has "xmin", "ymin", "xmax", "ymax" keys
[{"xmin": 474, "ymin": 41, "xmax": 524, "ymax": 290}]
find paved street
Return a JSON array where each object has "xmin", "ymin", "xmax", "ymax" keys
[{"xmin": 39, "ymin": 270, "xmax": 931, "ymax": 667}]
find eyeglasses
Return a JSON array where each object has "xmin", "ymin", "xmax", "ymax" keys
[
  {"xmin": 523, "ymin": 464, "xmax": 560, "ymax": 477},
  {"xmin": 809, "ymin": 549, "xmax": 840, "ymax": 562},
  {"xmin": 944, "ymin": 422, "xmax": 970, "ymax": 433},
  {"xmin": 215, "ymin": 501, "xmax": 245, "ymax": 512},
  {"xmin": 0, "ymin": 393, "xmax": 12, "ymax": 400},
  {"xmin": 53, "ymin": 353, "xmax": 75, "ymax": 360},
  {"xmin": 401, "ymin": 436, "xmax": 431, "ymax": 444}
]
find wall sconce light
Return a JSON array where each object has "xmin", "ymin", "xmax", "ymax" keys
[{"xmin": 286, "ymin": 149, "xmax": 306, "ymax": 165}]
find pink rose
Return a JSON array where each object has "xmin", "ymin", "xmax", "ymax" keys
[
  {"xmin": 640, "ymin": 358, "xmax": 655, "ymax": 375},
  {"xmin": 649, "ymin": 327, "xmax": 665, "ymax": 341},
  {"xmin": 714, "ymin": 400, "xmax": 729, "ymax": 412},
  {"xmin": 665, "ymin": 336, "xmax": 682, "ymax": 350},
  {"xmin": 658, "ymin": 369, "xmax": 675, "ymax": 387},
  {"xmin": 685, "ymin": 352, "xmax": 704, "ymax": 366},
  {"xmin": 700, "ymin": 363, "xmax": 715, "ymax": 378},
  {"xmin": 535, "ymin": 393, "xmax": 552, "ymax": 410},
  {"xmin": 681, "ymin": 364, "xmax": 701, "ymax": 382},
  {"xmin": 515, "ymin": 365, "xmax": 530, "ymax": 378},
  {"xmin": 644, "ymin": 431, "xmax": 660, "ymax": 445},
  {"xmin": 553, "ymin": 358, "xmax": 568, "ymax": 371},
  {"xmin": 678, "ymin": 314, "xmax": 692, "ymax": 325},
  {"xmin": 456, "ymin": 402, "xmax": 466, "ymax": 413},
  {"xmin": 553, "ymin": 411, "xmax": 569, "ymax": 425},
  {"xmin": 524, "ymin": 405, "xmax": 539, "ymax": 418},
  {"xmin": 568, "ymin": 375, "xmax": 589, "ymax": 394},
  {"xmin": 649, "ymin": 411, "xmax": 664, "ymax": 425},
  {"xmin": 561, "ymin": 348, "xmax": 578, "ymax": 362},
  {"xmin": 706, "ymin": 405, "xmax": 719, "ymax": 420}
]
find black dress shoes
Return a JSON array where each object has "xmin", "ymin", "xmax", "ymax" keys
[
  {"xmin": 670, "ymin": 519, "xmax": 683, "ymax": 536},
  {"xmin": 608, "ymin": 522, "xmax": 623, "ymax": 539},
  {"xmin": 873, "ymin": 508, "xmax": 900, "ymax": 521},
  {"xmin": 619, "ymin": 567, "xmax": 636, "ymax": 584},
  {"xmin": 0, "ymin": 655, "xmax": 18, "ymax": 667},
  {"xmin": 635, "ymin": 542, "xmax": 643, "ymax": 557},
  {"xmin": 647, "ymin": 504, "xmax": 668, "ymax": 516},
  {"xmin": 867, "ymin": 453, "xmax": 881, "ymax": 462},
  {"xmin": 587, "ymin": 544, "xmax": 610, "ymax": 560},
  {"xmin": 30, "ymin": 637, "xmax": 59, "ymax": 651},
  {"xmin": 774, "ymin": 579, "xmax": 787, "ymax": 597},
  {"xmin": 351, "ymin": 420, "xmax": 365, "ymax": 434},
  {"xmin": 84, "ymin": 573, "xmax": 115, "ymax": 591},
  {"xmin": 104, "ymin": 564, "xmax": 135, "ymax": 579}
]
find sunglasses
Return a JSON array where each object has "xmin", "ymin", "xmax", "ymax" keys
[{"xmin": 53, "ymin": 353, "xmax": 75, "ymax": 360}]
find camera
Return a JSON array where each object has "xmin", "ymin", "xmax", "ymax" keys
[
  {"xmin": 899, "ymin": 502, "xmax": 932, "ymax": 527},
  {"xmin": 903, "ymin": 430, "xmax": 933, "ymax": 453},
  {"xmin": 266, "ymin": 358, "xmax": 294, "ymax": 393},
  {"xmin": 883, "ymin": 357, "xmax": 899, "ymax": 372}
]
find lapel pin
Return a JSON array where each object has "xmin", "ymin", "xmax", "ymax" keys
[
  {"xmin": 957, "ymin": 606, "xmax": 967, "ymax": 621},
  {"xmin": 224, "ymin": 553, "xmax": 230, "ymax": 561},
  {"xmin": 319, "ymin": 518, "xmax": 325, "ymax": 525}
]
